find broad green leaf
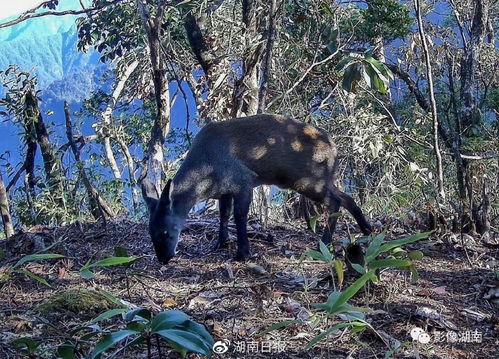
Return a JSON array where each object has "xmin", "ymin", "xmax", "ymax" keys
[
  {"xmin": 335, "ymin": 56, "xmax": 355, "ymax": 71},
  {"xmin": 183, "ymin": 320, "xmax": 215, "ymax": 347},
  {"xmin": 369, "ymin": 259, "xmax": 411, "ymax": 270},
  {"xmin": 319, "ymin": 241, "xmax": 333, "ymax": 262},
  {"xmin": 12, "ymin": 337, "xmax": 40, "ymax": 354},
  {"xmin": 378, "ymin": 232, "xmax": 431, "ymax": 253},
  {"xmin": 57, "ymin": 343, "xmax": 77, "ymax": 359},
  {"xmin": 304, "ymin": 322, "xmax": 353, "ymax": 349},
  {"xmin": 301, "ymin": 250, "xmax": 325, "ymax": 262},
  {"xmin": 14, "ymin": 253, "xmax": 64, "ymax": 268},
  {"xmin": 151, "ymin": 310, "xmax": 190, "ymax": 332},
  {"xmin": 259, "ymin": 319, "xmax": 302, "ymax": 335},
  {"xmin": 155, "ymin": 329, "xmax": 211, "ymax": 357},
  {"xmin": 125, "ymin": 308, "xmax": 152, "ymax": 322},
  {"xmin": 341, "ymin": 63, "xmax": 361, "ymax": 92},
  {"xmin": 364, "ymin": 56, "xmax": 393, "ymax": 79},
  {"xmin": 126, "ymin": 321, "xmax": 147, "ymax": 332},
  {"xmin": 364, "ymin": 64, "xmax": 387, "ymax": 94},
  {"xmin": 88, "ymin": 256, "xmax": 139, "ymax": 268},
  {"xmin": 90, "ymin": 330, "xmax": 138, "ymax": 359},
  {"xmin": 16, "ymin": 269, "xmax": 50, "ymax": 287},
  {"xmin": 91, "ymin": 308, "xmax": 128, "ymax": 323}
]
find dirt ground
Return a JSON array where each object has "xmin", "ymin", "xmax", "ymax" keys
[{"xmin": 0, "ymin": 215, "xmax": 497, "ymax": 359}]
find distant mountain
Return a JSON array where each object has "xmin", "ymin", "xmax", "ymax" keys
[
  {"xmin": 0, "ymin": 0, "xmax": 103, "ymax": 101},
  {"xmin": 0, "ymin": 0, "xmax": 105, "ymax": 158}
]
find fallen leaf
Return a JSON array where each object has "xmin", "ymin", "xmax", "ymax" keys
[{"xmin": 432, "ymin": 286, "xmax": 447, "ymax": 295}]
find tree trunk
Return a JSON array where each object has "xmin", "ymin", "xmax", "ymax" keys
[
  {"xmin": 0, "ymin": 171, "xmax": 14, "ymax": 238},
  {"xmin": 100, "ymin": 59, "xmax": 139, "ymax": 180},
  {"xmin": 414, "ymin": 0, "xmax": 446, "ymax": 204},
  {"xmin": 64, "ymin": 102, "xmax": 114, "ymax": 220},
  {"xmin": 136, "ymin": 1, "xmax": 171, "ymax": 193},
  {"xmin": 25, "ymin": 90, "xmax": 62, "ymax": 191}
]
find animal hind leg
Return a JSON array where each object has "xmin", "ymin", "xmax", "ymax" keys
[
  {"xmin": 214, "ymin": 194, "xmax": 233, "ymax": 250},
  {"xmin": 233, "ymin": 188, "xmax": 253, "ymax": 261}
]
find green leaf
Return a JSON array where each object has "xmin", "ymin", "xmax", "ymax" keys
[
  {"xmin": 392, "ymin": 247, "xmax": 406, "ymax": 258},
  {"xmin": 365, "ymin": 233, "xmax": 385, "ymax": 262},
  {"xmin": 127, "ymin": 321, "xmax": 147, "ymax": 332},
  {"xmin": 364, "ymin": 56, "xmax": 393, "ymax": 80},
  {"xmin": 335, "ymin": 56, "xmax": 354, "ymax": 71},
  {"xmin": 301, "ymin": 249, "xmax": 326, "ymax": 262},
  {"xmin": 12, "ymin": 337, "xmax": 41, "ymax": 354},
  {"xmin": 13, "ymin": 253, "xmax": 64, "ymax": 268},
  {"xmin": 125, "ymin": 308, "xmax": 152, "ymax": 322},
  {"xmin": 321, "ymin": 3, "xmax": 335, "ymax": 17},
  {"xmin": 15, "ymin": 269, "xmax": 50, "ymax": 287},
  {"xmin": 91, "ymin": 308, "xmax": 128, "ymax": 323},
  {"xmin": 409, "ymin": 265, "xmax": 419, "ymax": 282},
  {"xmin": 341, "ymin": 64, "xmax": 361, "ymax": 92},
  {"xmin": 79, "ymin": 268, "xmax": 96, "ymax": 279},
  {"xmin": 259, "ymin": 319, "xmax": 302, "ymax": 335},
  {"xmin": 333, "ymin": 260, "xmax": 344, "ymax": 286},
  {"xmin": 408, "ymin": 250, "xmax": 424, "ymax": 260},
  {"xmin": 313, "ymin": 291, "xmax": 341, "ymax": 312},
  {"xmin": 98, "ymin": 290, "xmax": 128, "ymax": 308},
  {"xmin": 319, "ymin": 241, "xmax": 333, "ymax": 262},
  {"xmin": 183, "ymin": 320, "xmax": 214, "ymax": 347},
  {"xmin": 350, "ymin": 263, "xmax": 366, "ymax": 275},
  {"xmin": 90, "ymin": 330, "xmax": 138, "ymax": 359},
  {"xmin": 88, "ymin": 256, "xmax": 139, "ymax": 268},
  {"xmin": 327, "ymin": 272, "xmax": 375, "ymax": 313},
  {"xmin": 151, "ymin": 310, "xmax": 190, "ymax": 332},
  {"xmin": 364, "ymin": 64, "xmax": 388, "ymax": 94},
  {"xmin": 369, "ymin": 259, "xmax": 411, "ymax": 270},
  {"xmin": 309, "ymin": 215, "xmax": 319, "ymax": 233},
  {"xmin": 304, "ymin": 322, "xmax": 353, "ymax": 349},
  {"xmin": 57, "ymin": 343, "xmax": 77, "ymax": 359},
  {"xmin": 378, "ymin": 232, "xmax": 431, "ymax": 253},
  {"xmin": 155, "ymin": 329, "xmax": 211, "ymax": 357}
]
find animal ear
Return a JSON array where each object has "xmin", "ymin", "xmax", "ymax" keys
[
  {"xmin": 141, "ymin": 178, "xmax": 159, "ymax": 213},
  {"xmin": 159, "ymin": 179, "xmax": 174, "ymax": 209}
]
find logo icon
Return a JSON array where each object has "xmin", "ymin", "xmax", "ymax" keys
[
  {"xmin": 410, "ymin": 327, "xmax": 431, "ymax": 344},
  {"xmin": 212, "ymin": 339, "xmax": 230, "ymax": 354}
]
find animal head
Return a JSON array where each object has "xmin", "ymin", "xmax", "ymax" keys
[{"xmin": 141, "ymin": 179, "xmax": 182, "ymax": 264}]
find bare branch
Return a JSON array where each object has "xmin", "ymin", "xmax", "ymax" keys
[{"xmin": 0, "ymin": 0, "xmax": 125, "ymax": 29}]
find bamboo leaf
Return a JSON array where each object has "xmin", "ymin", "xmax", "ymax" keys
[{"xmin": 14, "ymin": 253, "xmax": 64, "ymax": 268}]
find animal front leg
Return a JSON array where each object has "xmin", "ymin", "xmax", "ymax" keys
[
  {"xmin": 214, "ymin": 194, "xmax": 233, "ymax": 250},
  {"xmin": 233, "ymin": 188, "xmax": 253, "ymax": 261}
]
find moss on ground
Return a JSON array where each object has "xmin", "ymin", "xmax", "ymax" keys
[{"xmin": 37, "ymin": 288, "xmax": 116, "ymax": 320}]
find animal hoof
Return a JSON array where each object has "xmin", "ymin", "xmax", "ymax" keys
[{"xmin": 234, "ymin": 251, "xmax": 250, "ymax": 261}]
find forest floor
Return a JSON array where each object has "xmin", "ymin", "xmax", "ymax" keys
[{"xmin": 0, "ymin": 215, "xmax": 497, "ymax": 359}]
